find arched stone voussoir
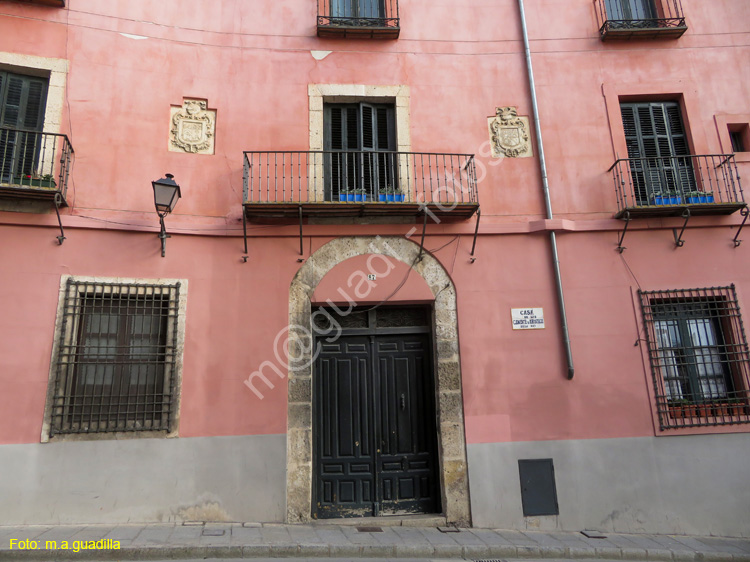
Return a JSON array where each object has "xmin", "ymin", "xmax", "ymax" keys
[{"xmin": 286, "ymin": 236, "xmax": 471, "ymax": 526}]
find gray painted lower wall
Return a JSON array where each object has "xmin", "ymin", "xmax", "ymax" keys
[
  {"xmin": 0, "ymin": 434, "xmax": 286, "ymax": 525},
  {"xmin": 468, "ymin": 434, "xmax": 750, "ymax": 537}
]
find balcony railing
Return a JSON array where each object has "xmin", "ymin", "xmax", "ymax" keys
[
  {"xmin": 611, "ymin": 154, "xmax": 745, "ymax": 218},
  {"xmin": 0, "ymin": 127, "xmax": 74, "ymax": 204},
  {"xmin": 243, "ymin": 150, "xmax": 478, "ymax": 220},
  {"xmin": 317, "ymin": 0, "xmax": 399, "ymax": 39},
  {"xmin": 595, "ymin": 0, "xmax": 687, "ymax": 40}
]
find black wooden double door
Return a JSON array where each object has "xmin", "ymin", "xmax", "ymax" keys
[{"xmin": 313, "ymin": 333, "xmax": 440, "ymax": 518}]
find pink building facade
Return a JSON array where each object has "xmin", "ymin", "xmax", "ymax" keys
[{"xmin": 1, "ymin": 0, "xmax": 749, "ymax": 536}]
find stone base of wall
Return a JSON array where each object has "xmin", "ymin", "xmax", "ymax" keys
[
  {"xmin": 468, "ymin": 434, "xmax": 750, "ymax": 537},
  {"xmin": 0, "ymin": 434, "xmax": 286, "ymax": 525}
]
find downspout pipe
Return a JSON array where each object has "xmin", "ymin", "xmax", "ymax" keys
[{"xmin": 517, "ymin": 0, "xmax": 575, "ymax": 379}]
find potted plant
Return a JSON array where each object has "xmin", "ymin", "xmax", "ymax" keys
[
  {"xmin": 353, "ymin": 188, "xmax": 368, "ymax": 202},
  {"xmin": 686, "ymin": 191, "xmax": 714, "ymax": 204},
  {"xmin": 714, "ymin": 401, "xmax": 730, "ymax": 416},
  {"xmin": 14, "ymin": 173, "xmax": 57, "ymax": 189},
  {"xmin": 651, "ymin": 191, "xmax": 667, "ymax": 205},
  {"xmin": 667, "ymin": 190, "xmax": 682, "ymax": 204},
  {"xmin": 378, "ymin": 184, "xmax": 404, "ymax": 202},
  {"xmin": 338, "ymin": 190, "xmax": 355, "ymax": 202},
  {"xmin": 727, "ymin": 398, "xmax": 746, "ymax": 416},
  {"xmin": 696, "ymin": 402, "xmax": 713, "ymax": 417},
  {"xmin": 667, "ymin": 398, "xmax": 688, "ymax": 419}
]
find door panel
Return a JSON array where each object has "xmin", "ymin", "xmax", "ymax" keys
[
  {"xmin": 313, "ymin": 331, "xmax": 439, "ymax": 519},
  {"xmin": 376, "ymin": 335, "xmax": 438, "ymax": 515},
  {"xmin": 315, "ymin": 337, "xmax": 376, "ymax": 518}
]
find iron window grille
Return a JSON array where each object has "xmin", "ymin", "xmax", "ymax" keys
[
  {"xmin": 49, "ymin": 279, "xmax": 181, "ymax": 436},
  {"xmin": 639, "ymin": 286, "xmax": 750, "ymax": 430}
]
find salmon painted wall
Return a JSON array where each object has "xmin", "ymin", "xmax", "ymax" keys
[{"xmin": 1, "ymin": 1, "xmax": 749, "ymax": 448}]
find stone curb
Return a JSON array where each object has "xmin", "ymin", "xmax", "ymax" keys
[{"xmin": 1, "ymin": 543, "xmax": 749, "ymax": 561}]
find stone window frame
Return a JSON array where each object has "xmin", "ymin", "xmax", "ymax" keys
[
  {"xmin": 285, "ymin": 236, "xmax": 471, "ymax": 526},
  {"xmin": 41, "ymin": 275, "xmax": 189, "ymax": 443},
  {"xmin": 0, "ymin": 52, "xmax": 68, "ymax": 135},
  {"xmin": 308, "ymin": 84, "xmax": 412, "ymax": 202}
]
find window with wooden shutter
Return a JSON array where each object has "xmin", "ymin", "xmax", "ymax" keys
[
  {"xmin": 324, "ymin": 102, "xmax": 395, "ymax": 201},
  {"xmin": 0, "ymin": 71, "xmax": 49, "ymax": 182},
  {"xmin": 620, "ymin": 101, "xmax": 695, "ymax": 204},
  {"xmin": 605, "ymin": 0, "xmax": 656, "ymax": 20},
  {"xmin": 330, "ymin": 0, "xmax": 385, "ymax": 20}
]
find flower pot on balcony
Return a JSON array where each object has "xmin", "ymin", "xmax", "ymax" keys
[
  {"xmin": 353, "ymin": 193, "xmax": 368, "ymax": 202},
  {"xmin": 652, "ymin": 195, "xmax": 682, "ymax": 205},
  {"xmin": 14, "ymin": 175, "xmax": 56, "ymax": 189},
  {"xmin": 687, "ymin": 192, "xmax": 715, "ymax": 204},
  {"xmin": 378, "ymin": 193, "xmax": 405, "ymax": 202},
  {"xmin": 339, "ymin": 193, "xmax": 356, "ymax": 202}
]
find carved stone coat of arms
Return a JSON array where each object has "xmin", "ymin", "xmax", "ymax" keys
[
  {"xmin": 488, "ymin": 106, "xmax": 532, "ymax": 158},
  {"xmin": 169, "ymin": 99, "xmax": 216, "ymax": 155}
]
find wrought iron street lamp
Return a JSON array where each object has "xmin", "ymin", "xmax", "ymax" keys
[{"xmin": 151, "ymin": 173, "xmax": 181, "ymax": 257}]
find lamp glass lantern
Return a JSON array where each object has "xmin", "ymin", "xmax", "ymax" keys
[{"xmin": 152, "ymin": 173, "xmax": 181, "ymax": 215}]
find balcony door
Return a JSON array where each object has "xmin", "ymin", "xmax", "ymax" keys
[
  {"xmin": 330, "ymin": 0, "xmax": 385, "ymax": 20},
  {"xmin": 605, "ymin": 0, "xmax": 656, "ymax": 20},
  {"xmin": 620, "ymin": 101, "xmax": 695, "ymax": 205},
  {"xmin": 0, "ymin": 71, "xmax": 48, "ymax": 183},
  {"xmin": 324, "ymin": 102, "xmax": 396, "ymax": 201}
]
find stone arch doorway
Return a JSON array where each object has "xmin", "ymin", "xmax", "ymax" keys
[{"xmin": 285, "ymin": 236, "xmax": 470, "ymax": 525}]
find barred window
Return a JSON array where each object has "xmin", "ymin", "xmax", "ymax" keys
[
  {"xmin": 639, "ymin": 286, "xmax": 750, "ymax": 430},
  {"xmin": 48, "ymin": 279, "xmax": 182, "ymax": 436}
]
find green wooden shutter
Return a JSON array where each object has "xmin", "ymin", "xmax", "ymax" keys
[
  {"xmin": 361, "ymin": 104, "xmax": 376, "ymax": 194},
  {"xmin": 621, "ymin": 101, "xmax": 694, "ymax": 202},
  {"xmin": 0, "ymin": 71, "xmax": 48, "ymax": 181},
  {"xmin": 324, "ymin": 102, "xmax": 396, "ymax": 200}
]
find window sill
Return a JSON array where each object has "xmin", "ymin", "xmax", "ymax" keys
[{"xmin": 43, "ymin": 430, "xmax": 176, "ymax": 443}]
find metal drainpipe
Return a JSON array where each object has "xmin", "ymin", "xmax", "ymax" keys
[{"xmin": 517, "ymin": 0, "xmax": 575, "ymax": 379}]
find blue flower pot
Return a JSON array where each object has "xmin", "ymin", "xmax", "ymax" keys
[
  {"xmin": 378, "ymin": 193, "xmax": 404, "ymax": 202},
  {"xmin": 653, "ymin": 196, "xmax": 682, "ymax": 205},
  {"xmin": 354, "ymin": 194, "xmax": 367, "ymax": 202}
]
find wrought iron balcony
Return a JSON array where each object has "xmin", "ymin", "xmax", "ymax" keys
[
  {"xmin": 317, "ymin": 0, "xmax": 399, "ymax": 39},
  {"xmin": 242, "ymin": 150, "xmax": 478, "ymax": 221},
  {"xmin": 611, "ymin": 154, "xmax": 745, "ymax": 218},
  {"xmin": 0, "ymin": 127, "xmax": 73, "ymax": 205},
  {"xmin": 595, "ymin": 0, "xmax": 687, "ymax": 40}
]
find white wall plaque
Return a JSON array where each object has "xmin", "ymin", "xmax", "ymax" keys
[
  {"xmin": 169, "ymin": 98, "xmax": 216, "ymax": 155},
  {"xmin": 511, "ymin": 308, "xmax": 545, "ymax": 330}
]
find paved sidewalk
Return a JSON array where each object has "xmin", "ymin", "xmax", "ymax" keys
[{"xmin": 0, "ymin": 522, "xmax": 749, "ymax": 561}]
